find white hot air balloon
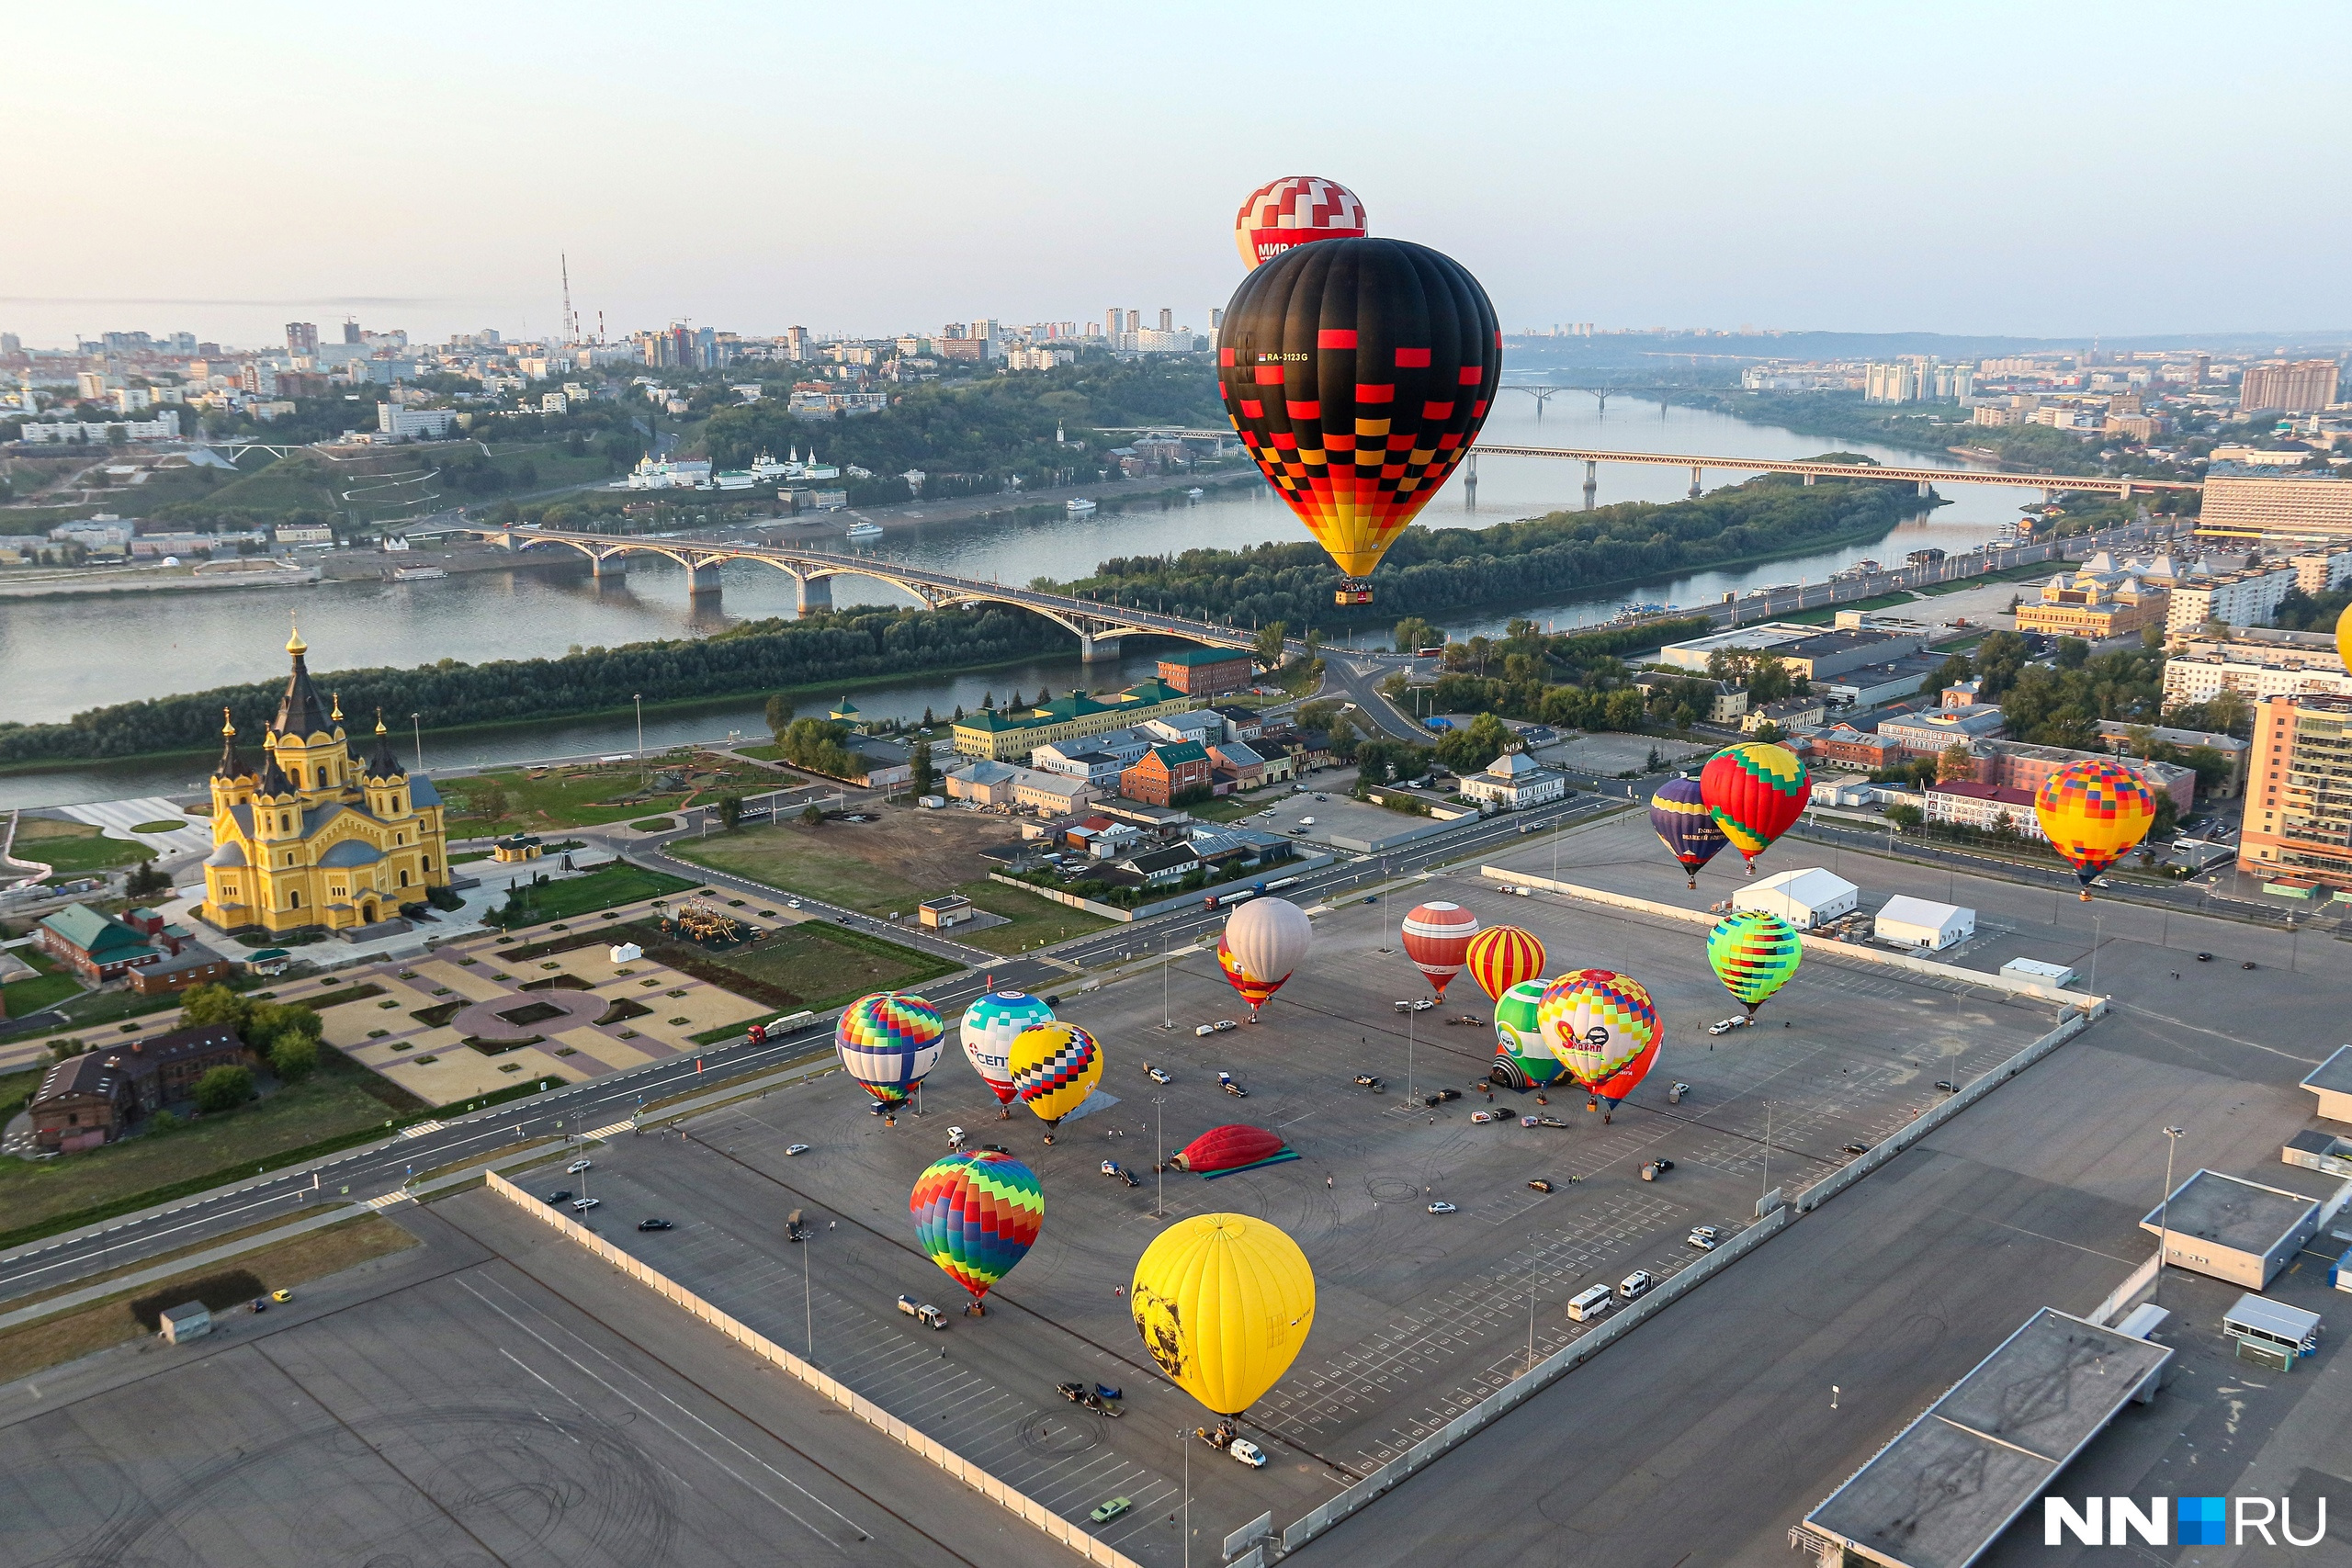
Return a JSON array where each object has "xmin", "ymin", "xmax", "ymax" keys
[{"xmin": 1217, "ymin": 897, "xmax": 1313, "ymax": 1020}]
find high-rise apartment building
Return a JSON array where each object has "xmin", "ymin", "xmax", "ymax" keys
[
  {"xmin": 342, "ymin": 320, "xmax": 362, "ymax": 344},
  {"xmin": 2239, "ymin": 693, "xmax": 2352, "ymax": 890},
  {"xmin": 785, "ymin": 325, "xmax": 809, "ymax": 361},
  {"xmin": 285, "ymin": 322, "xmax": 319, "ymax": 356},
  {"xmin": 2199, "ymin": 468, "xmax": 2352, "ymax": 544},
  {"xmin": 1158, "ymin": 308, "xmax": 1173, "ymax": 333},
  {"xmin": 2239, "ymin": 359, "xmax": 2340, "ymax": 412},
  {"xmin": 1106, "ymin": 309, "xmax": 1124, "ymax": 338}
]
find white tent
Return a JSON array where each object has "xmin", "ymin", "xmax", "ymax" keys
[
  {"xmin": 1874, "ymin": 895, "xmax": 1974, "ymax": 951},
  {"xmin": 1733, "ymin": 867, "xmax": 1858, "ymax": 929}
]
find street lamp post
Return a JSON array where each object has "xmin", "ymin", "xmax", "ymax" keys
[
  {"xmin": 410, "ymin": 712, "xmax": 423, "ymax": 772},
  {"xmin": 634, "ymin": 693, "xmax": 645, "ymax": 760},
  {"xmin": 1161, "ymin": 931, "xmax": 1171, "ymax": 1029},
  {"xmin": 2155, "ymin": 1125, "xmax": 2185, "ymax": 1305},
  {"xmin": 1152, "ymin": 1094, "xmax": 1169, "ymax": 1217}
]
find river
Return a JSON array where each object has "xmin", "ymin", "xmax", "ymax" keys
[{"xmin": 0, "ymin": 396, "xmax": 2046, "ymax": 807}]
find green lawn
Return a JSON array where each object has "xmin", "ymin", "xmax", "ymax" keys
[
  {"xmin": 13, "ymin": 818, "xmax": 154, "ymax": 875},
  {"xmin": 678, "ymin": 920, "xmax": 957, "ymax": 1010},
  {"xmin": 0, "ymin": 1075, "xmax": 403, "ymax": 1235},
  {"xmin": 0, "ymin": 1067, "xmax": 42, "ymax": 1122},
  {"xmin": 952, "ymin": 878, "xmax": 1112, "ymax": 954},
  {"xmin": 439, "ymin": 757, "xmax": 781, "ymax": 836},
  {"xmin": 3, "ymin": 967, "xmax": 83, "ymax": 1017},
  {"xmin": 490, "ymin": 863, "xmax": 699, "ymax": 928}
]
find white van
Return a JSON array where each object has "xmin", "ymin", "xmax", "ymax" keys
[
  {"xmin": 1566, "ymin": 1285, "xmax": 1614, "ymax": 1323},
  {"xmin": 1618, "ymin": 1269, "xmax": 1657, "ymax": 1301}
]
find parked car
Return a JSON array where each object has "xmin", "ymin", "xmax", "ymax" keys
[
  {"xmin": 1687, "ymin": 1230, "xmax": 1718, "ymax": 1251},
  {"xmin": 1393, "ymin": 998, "xmax": 1435, "ymax": 1012},
  {"xmin": 546, "ymin": 1190, "xmax": 573, "ymax": 1204},
  {"xmin": 2242, "ymin": 961, "xmax": 2258, "ymax": 970},
  {"xmin": 1841, "ymin": 1143, "xmax": 1869, "ymax": 1156},
  {"xmin": 270, "ymin": 1289, "xmax": 293, "ymax": 1303},
  {"xmin": 571, "ymin": 1197, "xmax": 601, "ymax": 1213},
  {"xmin": 1228, "ymin": 1438, "xmax": 1269, "ymax": 1468},
  {"xmin": 1145, "ymin": 1064, "xmax": 1172, "ymax": 1084},
  {"xmin": 250, "ymin": 1296, "xmax": 268, "ymax": 1314},
  {"xmin": 566, "ymin": 1158, "xmax": 594, "ymax": 1174},
  {"xmin": 1352, "ymin": 1073, "xmax": 1385, "ymax": 1092},
  {"xmin": 1521, "ymin": 1115, "xmax": 1570, "ymax": 1129},
  {"xmin": 1090, "ymin": 1498, "xmax": 1132, "ymax": 1525},
  {"xmin": 1219, "ymin": 1072, "xmax": 1248, "ymax": 1097},
  {"xmin": 1444, "ymin": 1014, "xmax": 1486, "ymax": 1027},
  {"xmin": 1209, "ymin": 1019, "xmax": 1238, "ymax": 1032},
  {"xmin": 1618, "ymin": 1269, "xmax": 1657, "ymax": 1301},
  {"xmin": 1935, "ymin": 1079, "xmax": 1960, "ymax": 1093},
  {"xmin": 1527, "ymin": 1179, "xmax": 1555, "ymax": 1192},
  {"xmin": 638, "ymin": 1218, "xmax": 675, "ymax": 1232},
  {"xmin": 1668, "ymin": 1082, "xmax": 1690, "ymax": 1105},
  {"xmin": 1100, "ymin": 1160, "xmax": 1139, "ymax": 1188},
  {"xmin": 1706, "ymin": 1017, "xmax": 1751, "ymax": 1036},
  {"xmin": 1471, "ymin": 1110, "xmax": 1504, "ymax": 1123},
  {"xmin": 1423, "ymin": 1088, "xmax": 1461, "ymax": 1106},
  {"xmin": 898, "ymin": 1296, "xmax": 946, "ymax": 1330},
  {"xmin": 2195, "ymin": 952, "xmax": 2213, "ymax": 962},
  {"xmin": 786, "ymin": 1143, "xmax": 812, "ymax": 1156},
  {"xmin": 1427, "ymin": 1201, "xmax": 1458, "ymax": 1214}
]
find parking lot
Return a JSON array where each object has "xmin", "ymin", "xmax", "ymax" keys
[{"xmin": 521, "ymin": 868, "xmax": 2066, "ymax": 1553}]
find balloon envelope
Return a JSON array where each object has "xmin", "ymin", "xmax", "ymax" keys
[
  {"xmin": 1587, "ymin": 1032, "xmax": 1659, "ymax": 1108},
  {"xmin": 2337, "ymin": 599, "xmax": 2352, "ymax": 675},
  {"xmin": 1234, "ymin": 175, "xmax": 1366, "ymax": 270},
  {"xmin": 1131, "ymin": 1213, "xmax": 1315, "ymax": 1416},
  {"xmin": 960, "ymin": 990, "xmax": 1055, "ymax": 1106},
  {"xmin": 1008, "ymin": 1021, "xmax": 1103, "ymax": 1125},
  {"xmin": 2034, "ymin": 758, "xmax": 2158, "ymax": 887},
  {"xmin": 1700, "ymin": 743, "xmax": 1809, "ymax": 866},
  {"xmin": 1650, "ymin": 775, "xmax": 1730, "ymax": 886},
  {"xmin": 1490, "ymin": 978, "xmax": 1565, "ymax": 1089},
  {"xmin": 1467, "ymin": 925, "xmax": 1546, "ymax": 1004},
  {"xmin": 1537, "ymin": 969, "xmax": 1661, "ymax": 1090},
  {"xmin": 910, "ymin": 1149, "xmax": 1043, "ymax": 1303},
  {"xmin": 835, "ymin": 992, "xmax": 944, "ymax": 1104},
  {"xmin": 1217, "ymin": 237, "xmax": 1500, "ymax": 603},
  {"xmin": 1401, "ymin": 901, "xmax": 1479, "ymax": 998},
  {"xmin": 1169, "ymin": 1123, "xmax": 1299, "ymax": 1179},
  {"xmin": 1707, "ymin": 910, "xmax": 1803, "ymax": 1014},
  {"xmin": 1220, "ymin": 897, "xmax": 1311, "ymax": 1015}
]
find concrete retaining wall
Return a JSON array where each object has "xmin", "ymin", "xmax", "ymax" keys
[
  {"xmin": 1478, "ymin": 869, "xmax": 2109, "ymax": 1013},
  {"xmin": 483, "ymin": 1170, "xmax": 1142, "ymax": 1568}
]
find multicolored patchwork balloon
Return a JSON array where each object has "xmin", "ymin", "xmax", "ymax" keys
[
  {"xmin": 1707, "ymin": 910, "xmax": 1803, "ymax": 1018},
  {"xmin": 1537, "ymin": 969, "xmax": 1661, "ymax": 1092},
  {"xmin": 1650, "ymin": 774, "xmax": 1730, "ymax": 888},
  {"xmin": 960, "ymin": 990, "xmax": 1055, "ymax": 1106},
  {"xmin": 910, "ymin": 1149, "xmax": 1043, "ymax": 1307},
  {"xmin": 1585, "ymin": 1032, "xmax": 1659, "ymax": 1112},
  {"xmin": 1009, "ymin": 1021, "xmax": 1103, "ymax": 1127},
  {"xmin": 1489, "ymin": 978, "xmax": 1564, "ymax": 1090},
  {"xmin": 1400, "ymin": 900, "xmax": 1479, "ymax": 999},
  {"xmin": 835, "ymin": 991, "xmax": 944, "ymax": 1105},
  {"xmin": 2034, "ymin": 757, "xmax": 2158, "ymax": 899},
  {"xmin": 1700, "ymin": 742, "xmax": 1809, "ymax": 875},
  {"xmin": 1466, "ymin": 924, "xmax": 1546, "ymax": 1005}
]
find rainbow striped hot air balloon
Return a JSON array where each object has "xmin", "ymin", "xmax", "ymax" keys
[
  {"xmin": 1707, "ymin": 909, "xmax": 1803, "ymax": 1019},
  {"xmin": 835, "ymin": 991, "xmax": 945, "ymax": 1107},
  {"xmin": 1536, "ymin": 969, "xmax": 1660, "ymax": 1122},
  {"xmin": 1649, "ymin": 774, "xmax": 1729, "ymax": 888},
  {"xmin": 1700, "ymin": 742, "xmax": 1809, "ymax": 876},
  {"xmin": 1466, "ymin": 925, "xmax": 1546, "ymax": 1005},
  {"xmin": 1009, "ymin": 1021, "xmax": 1103, "ymax": 1139},
  {"xmin": 2034, "ymin": 757, "xmax": 2158, "ymax": 900},
  {"xmin": 1401, "ymin": 901, "xmax": 1479, "ymax": 1000},
  {"xmin": 1489, "ymin": 978, "xmax": 1564, "ymax": 1090},
  {"xmin": 910, "ymin": 1149, "xmax": 1043, "ymax": 1314}
]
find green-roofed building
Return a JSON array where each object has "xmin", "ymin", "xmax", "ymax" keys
[
  {"xmin": 37, "ymin": 903, "xmax": 159, "ymax": 983},
  {"xmin": 1156, "ymin": 646, "xmax": 1257, "ymax": 697},
  {"xmin": 828, "ymin": 695, "xmax": 862, "ymax": 727},
  {"xmin": 951, "ymin": 678, "xmax": 1203, "ymax": 762}
]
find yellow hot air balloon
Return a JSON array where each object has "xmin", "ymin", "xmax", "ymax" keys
[
  {"xmin": 1131, "ymin": 1213, "xmax": 1315, "ymax": 1417},
  {"xmin": 2336, "ymin": 598, "xmax": 2352, "ymax": 675},
  {"xmin": 1007, "ymin": 1021, "xmax": 1103, "ymax": 1129}
]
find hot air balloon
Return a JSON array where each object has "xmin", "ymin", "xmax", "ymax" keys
[
  {"xmin": 1489, "ymin": 978, "xmax": 1565, "ymax": 1090},
  {"xmin": 2034, "ymin": 757, "xmax": 2158, "ymax": 900},
  {"xmin": 1585, "ymin": 1033, "xmax": 1659, "ymax": 1112},
  {"xmin": 1218, "ymin": 897, "xmax": 1311, "ymax": 1019},
  {"xmin": 1166, "ymin": 1123, "xmax": 1300, "ymax": 1179},
  {"xmin": 1008, "ymin": 1021, "xmax": 1103, "ymax": 1139},
  {"xmin": 1707, "ymin": 910, "xmax": 1803, "ymax": 1019},
  {"xmin": 1131, "ymin": 1213, "xmax": 1315, "ymax": 1416},
  {"xmin": 1218, "ymin": 238, "xmax": 1500, "ymax": 604},
  {"xmin": 910, "ymin": 1149, "xmax": 1043, "ymax": 1314},
  {"xmin": 1234, "ymin": 175, "xmax": 1366, "ymax": 270},
  {"xmin": 1400, "ymin": 901, "xmax": 1479, "ymax": 1000},
  {"xmin": 1536, "ymin": 969, "xmax": 1660, "ymax": 1122},
  {"xmin": 2337, "ymin": 599, "xmax": 2352, "ymax": 676},
  {"xmin": 1700, "ymin": 742, "xmax": 1810, "ymax": 875},
  {"xmin": 835, "ymin": 991, "xmax": 944, "ymax": 1107},
  {"xmin": 1650, "ymin": 775, "xmax": 1730, "ymax": 888},
  {"xmin": 959, "ymin": 990, "xmax": 1054, "ymax": 1111},
  {"xmin": 1466, "ymin": 925, "xmax": 1546, "ymax": 1004}
]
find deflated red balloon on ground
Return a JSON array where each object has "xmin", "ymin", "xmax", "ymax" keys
[{"xmin": 1167, "ymin": 1123, "xmax": 1300, "ymax": 1179}]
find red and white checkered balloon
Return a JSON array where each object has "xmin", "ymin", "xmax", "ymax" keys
[{"xmin": 1235, "ymin": 175, "xmax": 1367, "ymax": 270}]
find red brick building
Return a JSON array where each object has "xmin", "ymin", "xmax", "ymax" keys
[
  {"xmin": 1156, "ymin": 649, "xmax": 1256, "ymax": 698},
  {"xmin": 27, "ymin": 1025, "xmax": 254, "ymax": 1152},
  {"xmin": 1119, "ymin": 741, "xmax": 1212, "ymax": 806}
]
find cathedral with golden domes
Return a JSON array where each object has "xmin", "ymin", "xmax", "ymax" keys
[{"xmin": 198, "ymin": 626, "xmax": 451, "ymax": 939}]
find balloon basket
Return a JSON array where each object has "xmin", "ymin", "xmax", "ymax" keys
[{"xmin": 1334, "ymin": 582, "xmax": 1374, "ymax": 605}]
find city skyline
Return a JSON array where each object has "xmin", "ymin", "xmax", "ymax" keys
[{"xmin": 9, "ymin": 3, "xmax": 2352, "ymax": 348}]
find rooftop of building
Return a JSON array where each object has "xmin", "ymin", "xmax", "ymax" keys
[
  {"xmin": 2301, "ymin": 1043, "xmax": 2352, "ymax": 1097},
  {"xmin": 953, "ymin": 679, "xmax": 1189, "ymax": 733},
  {"xmin": 1155, "ymin": 647, "xmax": 1253, "ymax": 668},
  {"xmin": 2140, "ymin": 1168, "xmax": 2319, "ymax": 1254},
  {"xmin": 2092, "ymin": 719, "xmax": 2249, "ymax": 753},
  {"xmin": 1880, "ymin": 706, "xmax": 2007, "ymax": 734}
]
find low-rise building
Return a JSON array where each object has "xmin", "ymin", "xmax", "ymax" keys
[
  {"xmin": 945, "ymin": 759, "xmax": 1022, "ymax": 806},
  {"xmin": 2013, "ymin": 556, "xmax": 2169, "ymax": 639},
  {"xmin": 1809, "ymin": 724, "xmax": 1900, "ymax": 771},
  {"xmin": 1742, "ymin": 694, "xmax": 1826, "ymax": 734},
  {"xmin": 2161, "ymin": 626, "xmax": 2351, "ymax": 708},
  {"xmin": 1733, "ymin": 867, "xmax": 1858, "ymax": 929},
  {"xmin": 954, "ymin": 680, "xmax": 1200, "ymax": 761},
  {"xmin": 1990, "ymin": 741, "xmax": 2193, "ymax": 817},
  {"xmin": 1209, "ymin": 705, "xmax": 1266, "ymax": 743},
  {"xmin": 1118, "ymin": 845, "xmax": 1202, "ymax": 886},
  {"xmin": 1119, "ymin": 741, "xmax": 1213, "ymax": 807},
  {"xmin": 2140, "ymin": 1168, "xmax": 2323, "ymax": 1290},
  {"xmin": 37, "ymin": 904, "xmax": 182, "ymax": 984},
  {"xmin": 1925, "ymin": 780, "xmax": 2045, "ymax": 840},
  {"xmin": 1139, "ymin": 709, "xmax": 1224, "ymax": 748},
  {"xmin": 1155, "ymin": 648, "xmax": 1257, "ymax": 697},
  {"xmin": 1457, "ymin": 750, "xmax": 1569, "ymax": 811},
  {"xmin": 1873, "ymin": 895, "xmax": 1974, "ymax": 951},
  {"xmin": 1012, "ymin": 769, "xmax": 1093, "ymax": 817},
  {"xmin": 917, "ymin": 895, "xmax": 973, "ymax": 930},
  {"xmin": 126, "ymin": 944, "xmax": 234, "ymax": 996},
  {"xmin": 2092, "ymin": 721, "xmax": 2250, "ymax": 797},
  {"xmin": 2165, "ymin": 558, "xmax": 2302, "ymax": 634},
  {"xmin": 1208, "ymin": 740, "xmax": 1266, "ymax": 791},
  {"xmin": 1876, "ymin": 706, "xmax": 2009, "ymax": 757},
  {"xmin": 27, "ymin": 1024, "xmax": 254, "ymax": 1152}
]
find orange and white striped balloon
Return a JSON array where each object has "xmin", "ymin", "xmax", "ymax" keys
[
  {"xmin": 1465, "ymin": 925, "xmax": 1546, "ymax": 1003},
  {"xmin": 1400, "ymin": 901, "xmax": 1479, "ymax": 1001}
]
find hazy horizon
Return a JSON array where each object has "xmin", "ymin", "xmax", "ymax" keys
[{"xmin": 9, "ymin": 2, "xmax": 2349, "ymax": 351}]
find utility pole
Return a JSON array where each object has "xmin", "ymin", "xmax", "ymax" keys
[
  {"xmin": 634, "ymin": 693, "xmax": 645, "ymax": 760},
  {"xmin": 2155, "ymin": 1125, "xmax": 2184, "ymax": 1306},
  {"xmin": 410, "ymin": 712, "xmax": 423, "ymax": 772},
  {"xmin": 1153, "ymin": 1094, "xmax": 1168, "ymax": 1217}
]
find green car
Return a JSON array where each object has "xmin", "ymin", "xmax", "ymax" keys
[{"xmin": 1090, "ymin": 1497, "xmax": 1132, "ymax": 1525}]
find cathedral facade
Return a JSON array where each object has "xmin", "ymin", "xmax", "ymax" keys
[{"xmin": 198, "ymin": 629, "xmax": 451, "ymax": 939}]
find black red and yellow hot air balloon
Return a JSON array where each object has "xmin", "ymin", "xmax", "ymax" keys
[
  {"xmin": 1699, "ymin": 742, "xmax": 1810, "ymax": 875},
  {"xmin": 1217, "ymin": 238, "xmax": 1500, "ymax": 604}
]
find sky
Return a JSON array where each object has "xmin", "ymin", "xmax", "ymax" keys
[{"xmin": 7, "ymin": 2, "xmax": 2350, "ymax": 352}]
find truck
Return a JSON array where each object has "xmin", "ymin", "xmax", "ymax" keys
[{"xmin": 897, "ymin": 1295, "xmax": 946, "ymax": 1330}]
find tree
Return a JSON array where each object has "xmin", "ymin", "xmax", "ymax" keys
[
  {"xmin": 801, "ymin": 802, "xmax": 825, "ymax": 827},
  {"xmin": 470, "ymin": 780, "xmax": 509, "ymax": 823},
  {"xmin": 764, "ymin": 694, "xmax": 796, "ymax": 738},
  {"xmin": 1302, "ymin": 626, "xmax": 1323, "ymax": 676},
  {"xmin": 1254, "ymin": 620, "xmax": 1288, "ymax": 671},
  {"xmin": 1883, "ymin": 803, "xmax": 1924, "ymax": 831},
  {"xmin": 195, "ymin": 1065, "xmax": 254, "ymax": 1113},
  {"xmin": 270, "ymin": 1033, "xmax": 318, "ymax": 1084},
  {"xmin": 1747, "ymin": 719, "xmax": 1785, "ymax": 744},
  {"xmin": 910, "ymin": 738, "xmax": 937, "ymax": 795},
  {"xmin": 1936, "ymin": 742, "xmax": 1977, "ymax": 784},
  {"xmin": 2053, "ymin": 637, "xmax": 2090, "ymax": 671},
  {"xmin": 125, "ymin": 859, "xmax": 169, "ymax": 898},
  {"xmin": 718, "ymin": 795, "xmax": 742, "ymax": 831},
  {"xmin": 1433, "ymin": 713, "xmax": 1512, "ymax": 773},
  {"xmin": 1973, "ymin": 632, "xmax": 2030, "ymax": 699},
  {"xmin": 1392, "ymin": 616, "xmax": 1439, "ymax": 656},
  {"xmin": 178, "ymin": 983, "xmax": 252, "ymax": 1033}
]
